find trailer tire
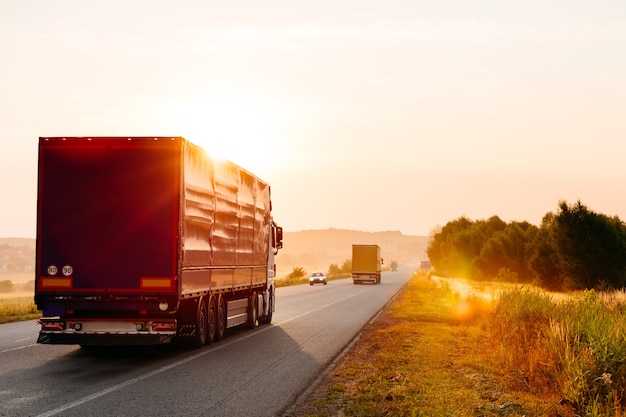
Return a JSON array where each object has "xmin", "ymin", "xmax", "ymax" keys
[
  {"xmin": 207, "ymin": 295, "xmax": 217, "ymax": 344},
  {"xmin": 216, "ymin": 294, "xmax": 226, "ymax": 341},
  {"xmin": 248, "ymin": 292, "xmax": 258, "ymax": 329},
  {"xmin": 194, "ymin": 297, "xmax": 208, "ymax": 348}
]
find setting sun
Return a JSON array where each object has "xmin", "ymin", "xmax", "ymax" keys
[{"xmin": 153, "ymin": 93, "xmax": 296, "ymax": 172}]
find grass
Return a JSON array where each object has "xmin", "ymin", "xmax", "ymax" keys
[
  {"xmin": 288, "ymin": 271, "xmax": 579, "ymax": 416},
  {"xmin": 491, "ymin": 288, "xmax": 626, "ymax": 416},
  {"xmin": 0, "ymin": 296, "xmax": 40, "ymax": 324}
]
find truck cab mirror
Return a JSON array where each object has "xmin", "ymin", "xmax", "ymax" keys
[{"xmin": 276, "ymin": 226, "xmax": 283, "ymax": 250}]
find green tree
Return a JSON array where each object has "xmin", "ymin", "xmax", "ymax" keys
[
  {"xmin": 341, "ymin": 259, "xmax": 352, "ymax": 274},
  {"xmin": 427, "ymin": 216, "xmax": 506, "ymax": 279},
  {"xmin": 527, "ymin": 218, "xmax": 565, "ymax": 290},
  {"xmin": 475, "ymin": 221, "xmax": 537, "ymax": 282},
  {"xmin": 551, "ymin": 200, "xmax": 626, "ymax": 289},
  {"xmin": 287, "ymin": 267, "xmax": 307, "ymax": 281},
  {"xmin": 327, "ymin": 263, "xmax": 342, "ymax": 277},
  {"xmin": 426, "ymin": 200, "xmax": 626, "ymax": 290},
  {"xmin": 427, "ymin": 216, "xmax": 475, "ymax": 278}
]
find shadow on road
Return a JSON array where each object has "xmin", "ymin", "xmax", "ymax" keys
[{"xmin": 1, "ymin": 323, "xmax": 322, "ymax": 417}]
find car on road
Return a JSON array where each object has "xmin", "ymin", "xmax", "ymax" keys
[{"xmin": 309, "ymin": 272, "xmax": 327, "ymax": 285}]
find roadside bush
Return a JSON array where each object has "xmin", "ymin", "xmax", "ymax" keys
[
  {"xmin": 277, "ymin": 267, "xmax": 308, "ymax": 287},
  {"xmin": 548, "ymin": 291, "xmax": 626, "ymax": 413},
  {"xmin": 489, "ymin": 287, "xmax": 626, "ymax": 415},
  {"xmin": 0, "ymin": 280, "xmax": 15, "ymax": 293},
  {"xmin": 328, "ymin": 260, "xmax": 352, "ymax": 279},
  {"xmin": 327, "ymin": 263, "xmax": 342, "ymax": 277}
]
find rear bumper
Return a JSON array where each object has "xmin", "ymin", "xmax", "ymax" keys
[
  {"xmin": 36, "ymin": 317, "xmax": 177, "ymax": 346},
  {"xmin": 352, "ymin": 273, "xmax": 380, "ymax": 284},
  {"xmin": 37, "ymin": 331, "xmax": 175, "ymax": 346}
]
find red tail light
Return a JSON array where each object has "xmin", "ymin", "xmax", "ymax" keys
[
  {"xmin": 151, "ymin": 322, "xmax": 176, "ymax": 332},
  {"xmin": 40, "ymin": 321, "xmax": 65, "ymax": 331}
]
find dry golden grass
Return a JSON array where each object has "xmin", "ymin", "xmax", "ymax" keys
[{"xmin": 0, "ymin": 296, "xmax": 40, "ymax": 324}]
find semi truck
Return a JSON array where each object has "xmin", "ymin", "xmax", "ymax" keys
[
  {"xmin": 34, "ymin": 137, "xmax": 283, "ymax": 348},
  {"xmin": 351, "ymin": 244, "xmax": 382, "ymax": 284}
]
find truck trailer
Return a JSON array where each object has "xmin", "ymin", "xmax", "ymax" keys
[
  {"xmin": 34, "ymin": 137, "xmax": 283, "ymax": 347},
  {"xmin": 351, "ymin": 244, "xmax": 382, "ymax": 284}
]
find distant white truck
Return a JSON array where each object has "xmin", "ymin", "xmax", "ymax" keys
[{"xmin": 351, "ymin": 244, "xmax": 382, "ymax": 284}]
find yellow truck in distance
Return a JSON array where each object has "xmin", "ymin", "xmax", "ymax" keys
[{"xmin": 351, "ymin": 244, "xmax": 382, "ymax": 284}]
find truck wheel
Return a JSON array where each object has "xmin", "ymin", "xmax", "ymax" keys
[
  {"xmin": 262, "ymin": 290, "xmax": 274, "ymax": 324},
  {"xmin": 247, "ymin": 293, "xmax": 258, "ymax": 329},
  {"xmin": 207, "ymin": 295, "xmax": 217, "ymax": 344},
  {"xmin": 216, "ymin": 295, "xmax": 226, "ymax": 341},
  {"xmin": 194, "ymin": 297, "xmax": 208, "ymax": 348},
  {"xmin": 266, "ymin": 290, "xmax": 274, "ymax": 324}
]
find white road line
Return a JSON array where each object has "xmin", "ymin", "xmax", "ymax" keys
[
  {"xmin": 1, "ymin": 343, "xmax": 38, "ymax": 353},
  {"xmin": 35, "ymin": 289, "xmax": 368, "ymax": 417}
]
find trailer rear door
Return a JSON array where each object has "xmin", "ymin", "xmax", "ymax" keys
[{"xmin": 36, "ymin": 138, "xmax": 181, "ymax": 296}]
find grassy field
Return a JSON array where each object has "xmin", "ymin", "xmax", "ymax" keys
[
  {"xmin": 0, "ymin": 274, "xmax": 38, "ymax": 323},
  {"xmin": 0, "ymin": 296, "xmax": 40, "ymax": 324},
  {"xmin": 288, "ymin": 271, "xmax": 626, "ymax": 416}
]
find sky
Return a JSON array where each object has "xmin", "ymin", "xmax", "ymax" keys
[{"xmin": 1, "ymin": 1, "xmax": 625, "ymax": 238}]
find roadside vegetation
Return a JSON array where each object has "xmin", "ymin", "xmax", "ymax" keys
[
  {"xmin": 293, "ymin": 271, "xmax": 626, "ymax": 416},
  {"xmin": 289, "ymin": 199, "xmax": 626, "ymax": 415},
  {"xmin": 0, "ymin": 297, "xmax": 39, "ymax": 324},
  {"xmin": 0, "ymin": 277, "xmax": 38, "ymax": 323},
  {"xmin": 489, "ymin": 286, "xmax": 626, "ymax": 415},
  {"xmin": 428, "ymin": 199, "xmax": 626, "ymax": 291},
  {"xmin": 0, "ymin": 278, "xmax": 34, "ymax": 294}
]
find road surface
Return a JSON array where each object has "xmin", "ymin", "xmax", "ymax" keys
[{"xmin": 0, "ymin": 268, "xmax": 413, "ymax": 417}]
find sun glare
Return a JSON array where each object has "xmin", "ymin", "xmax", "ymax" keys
[{"xmin": 156, "ymin": 95, "xmax": 294, "ymax": 173}]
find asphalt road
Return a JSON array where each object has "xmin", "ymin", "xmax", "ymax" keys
[{"xmin": 0, "ymin": 268, "xmax": 413, "ymax": 417}]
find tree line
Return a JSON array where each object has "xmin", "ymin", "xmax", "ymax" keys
[
  {"xmin": 0, "ymin": 280, "xmax": 34, "ymax": 293},
  {"xmin": 426, "ymin": 200, "xmax": 626, "ymax": 291}
]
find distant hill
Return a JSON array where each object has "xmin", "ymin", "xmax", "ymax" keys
[
  {"xmin": 277, "ymin": 228, "xmax": 429, "ymax": 277},
  {"xmin": 0, "ymin": 238, "xmax": 35, "ymax": 248}
]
